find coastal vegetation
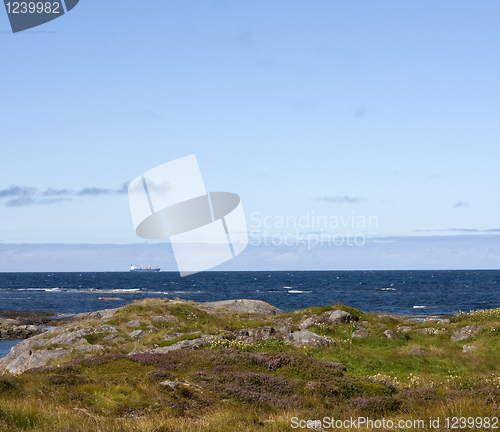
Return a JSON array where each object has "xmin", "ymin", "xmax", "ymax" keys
[{"xmin": 1, "ymin": 298, "xmax": 500, "ymax": 431}]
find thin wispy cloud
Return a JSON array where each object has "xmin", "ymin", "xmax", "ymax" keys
[
  {"xmin": 315, "ymin": 195, "xmax": 366, "ymax": 204},
  {"xmin": 7, "ymin": 197, "xmax": 71, "ymax": 207},
  {"xmin": 453, "ymin": 200, "xmax": 470, "ymax": 208},
  {"xmin": 0, "ymin": 182, "xmax": 130, "ymax": 207},
  {"xmin": 140, "ymin": 109, "xmax": 162, "ymax": 120},
  {"xmin": 78, "ymin": 187, "xmax": 113, "ymax": 196},
  {"xmin": 142, "ymin": 179, "xmax": 170, "ymax": 194},
  {"xmin": 236, "ymin": 30, "xmax": 254, "ymax": 45},
  {"xmin": 41, "ymin": 188, "xmax": 72, "ymax": 197},
  {"xmin": 0, "ymin": 185, "xmax": 36, "ymax": 198},
  {"xmin": 353, "ymin": 104, "xmax": 369, "ymax": 118},
  {"xmin": 117, "ymin": 182, "xmax": 129, "ymax": 194}
]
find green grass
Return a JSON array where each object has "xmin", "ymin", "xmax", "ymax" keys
[{"xmin": 4, "ymin": 300, "xmax": 500, "ymax": 430}]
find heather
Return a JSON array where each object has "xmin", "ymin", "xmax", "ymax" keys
[{"xmin": 2, "ymin": 299, "xmax": 500, "ymax": 430}]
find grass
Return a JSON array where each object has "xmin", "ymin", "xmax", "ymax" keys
[{"xmin": 3, "ymin": 299, "xmax": 500, "ymax": 430}]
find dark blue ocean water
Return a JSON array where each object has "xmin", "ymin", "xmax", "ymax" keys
[
  {"xmin": 1, "ymin": 270, "xmax": 499, "ymax": 359},
  {"xmin": 1, "ymin": 270, "xmax": 499, "ymax": 316}
]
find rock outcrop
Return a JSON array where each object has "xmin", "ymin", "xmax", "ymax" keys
[
  {"xmin": 1, "ymin": 325, "xmax": 118, "ymax": 374},
  {"xmin": 145, "ymin": 337, "xmax": 208, "ymax": 354},
  {"xmin": 0, "ymin": 301, "xmax": 360, "ymax": 374},
  {"xmin": 324, "ymin": 310, "xmax": 352, "ymax": 324},
  {"xmin": 199, "ymin": 299, "xmax": 284, "ymax": 315},
  {"xmin": 61, "ymin": 308, "xmax": 120, "ymax": 323},
  {"xmin": 451, "ymin": 325, "xmax": 480, "ymax": 342},
  {"xmin": 384, "ymin": 329, "xmax": 398, "ymax": 339},
  {"xmin": 297, "ymin": 309, "xmax": 352, "ymax": 329},
  {"xmin": 352, "ymin": 325, "xmax": 369, "ymax": 338},
  {"xmin": 283, "ymin": 330, "xmax": 331, "ymax": 348},
  {"xmin": 0, "ymin": 324, "xmax": 45, "ymax": 340}
]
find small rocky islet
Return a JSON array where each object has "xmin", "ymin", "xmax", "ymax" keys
[{"xmin": 1, "ymin": 298, "xmax": 500, "ymax": 431}]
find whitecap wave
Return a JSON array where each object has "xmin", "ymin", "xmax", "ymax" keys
[
  {"xmin": 110, "ymin": 289, "xmax": 142, "ymax": 293},
  {"xmin": 288, "ymin": 290, "xmax": 312, "ymax": 293}
]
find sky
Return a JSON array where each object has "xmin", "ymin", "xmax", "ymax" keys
[{"xmin": 0, "ymin": 1, "xmax": 499, "ymax": 271}]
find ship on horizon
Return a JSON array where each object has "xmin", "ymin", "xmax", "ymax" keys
[{"xmin": 130, "ymin": 264, "xmax": 160, "ymax": 272}]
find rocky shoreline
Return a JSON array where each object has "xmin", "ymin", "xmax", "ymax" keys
[
  {"xmin": 0, "ymin": 309, "xmax": 68, "ymax": 340},
  {"xmin": 0, "ymin": 298, "xmax": 478, "ymax": 376},
  {"xmin": 1, "ymin": 298, "xmax": 499, "ymax": 432}
]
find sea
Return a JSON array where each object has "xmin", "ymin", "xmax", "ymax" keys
[{"xmin": 1, "ymin": 270, "xmax": 499, "ymax": 358}]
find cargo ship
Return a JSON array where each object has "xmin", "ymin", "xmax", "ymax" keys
[{"xmin": 130, "ymin": 264, "xmax": 160, "ymax": 272}]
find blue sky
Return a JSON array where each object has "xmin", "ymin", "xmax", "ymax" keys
[{"xmin": 0, "ymin": 1, "xmax": 499, "ymax": 270}]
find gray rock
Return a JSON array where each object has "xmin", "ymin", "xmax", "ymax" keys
[
  {"xmin": 397, "ymin": 326, "xmax": 413, "ymax": 332},
  {"xmin": 352, "ymin": 325, "xmax": 369, "ymax": 338},
  {"xmin": 75, "ymin": 344, "xmax": 106, "ymax": 353},
  {"xmin": 200, "ymin": 334, "xmax": 222, "ymax": 342},
  {"xmin": 3, "ymin": 350, "xmax": 31, "ymax": 374},
  {"xmin": 129, "ymin": 330, "xmax": 146, "ymax": 339},
  {"xmin": 439, "ymin": 319, "xmax": 451, "ymax": 324},
  {"xmin": 160, "ymin": 380, "xmax": 178, "ymax": 389},
  {"xmin": 27, "ymin": 349, "xmax": 72, "ymax": 369},
  {"xmin": 273, "ymin": 324, "xmax": 292, "ymax": 336},
  {"xmin": 75, "ymin": 345, "xmax": 92, "ymax": 353},
  {"xmin": 0, "ymin": 324, "xmax": 44, "ymax": 340},
  {"xmin": 102, "ymin": 334, "xmax": 117, "ymax": 342},
  {"xmin": 163, "ymin": 332, "xmax": 197, "ymax": 341},
  {"xmin": 451, "ymin": 325, "xmax": 480, "ymax": 342},
  {"xmin": 414, "ymin": 327, "xmax": 445, "ymax": 335},
  {"xmin": 463, "ymin": 345, "xmax": 478, "ymax": 353},
  {"xmin": 64, "ymin": 308, "xmax": 119, "ymax": 323},
  {"xmin": 146, "ymin": 325, "xmax": 158, "ymax": 333},
  {"xmin": 352, "ymin": 329, "xmax": 370, "ymax": 338},
  {"xmin": 235, "ymin": 329, "xmax": 249, "ymax": 337},
  {"xmin": 46, "ymin": 325, "xmax": 117, "ymax": 346},
  {"xmin": 245, "ymin": 325, "xmax": 292, "ymax": 341},
  {"xmin": 0, "ymin": 338, "xmax": 47, "ymax": 373},
  {"xmin": 199, "ymin": 299, "xmax": 284, "ymax": 315},
  {"xmin": 408, "ymin": 349, "xmax": 430, "ymax": 356},
  {"xmin": 323, "ymin": 310, "xmax": 352, "ymax": 325},
  {"xmin": 298, "ymin": 314, "xmax": 324, "ymax": 329},
  {"xmin": 114, "ymin": 336, "xmax": 126, "ymax": 343},
  {"xmin": 152, "ymin": 315, "xmax": 174, "ymax": 323},
  {"xmin": 145, "ymin": 337, "xmax": 206, "ymax": 354},
  {"xmin": 248, "ymin": 327, "xmax": 275, "ymax": 340},
  {"xmin": 159, "ymin": 380, "xmax": 201, "ymax": 391},
  {"xmin": 49, "ymin": 331, "xmax": 87, "ymax": 346},
  {"xmin": 125, "ymin": 320, "xmax": 141, "ymax": 328},
  {"xmin": 284, "ymin": 330, "xmax": 331, "ymax": 348},
  {"xmin": 384, "ymin": 330, "xmax": 398, "ymax": 339},
  {"xmin": 104, "ymin": 325, "xmax": 118, "ymax": 333}
]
